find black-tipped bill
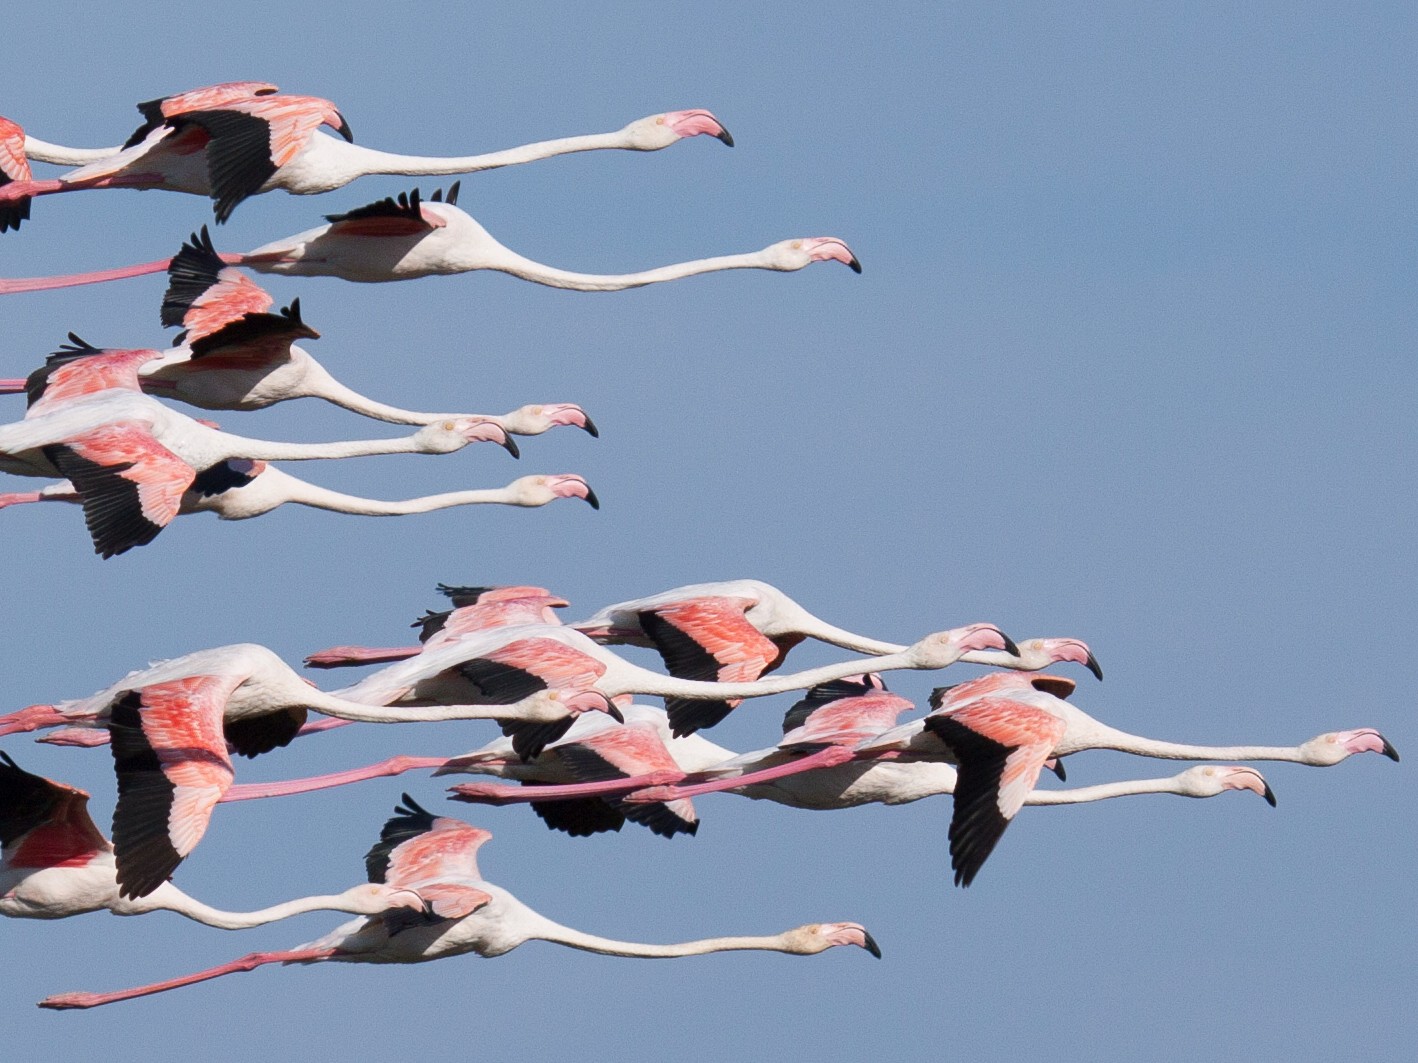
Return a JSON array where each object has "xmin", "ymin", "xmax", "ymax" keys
[
  {"xmin": 1048, "ymin": 758, "xmax": 1067, "ymax": 782},
  {"xmin": 582, "ymin": 486, "xmax": 601, "ymax": 510},
  {"xmin": 580, "ymin": 414, "xmax": 600, "ymax": 438},
  {"xmin": 1000, "ymin": 632, "xmax": 1021, "ymax": 658},
  {"xmin": 1262, "ymin": 782, "xmax": 1278, "ymax": 807},
  {"xmin": 501, "ymin": 435, "xmax": 521, "ymax": 459},
  {"xmin": 847, "ymin": 255, "xmax": 863, "ymax": 274},
  {"xmin": 605, "ymin": 702, "xmax": 624, "ymax": 723},
  {"xmin": 1086, "ymin": 652, "xmax": 1104, "ymax": 681},
  {"xmin": 862, "ymin": 930, "xmax": 882, "ymax": 958},
  {"xmin": 335, "ymin": 114, "xmax": 355, "ymax": 142},
  {"xmin": 1382, "ymin": 738, "xmax": 1400, "ymax": 762},
  {"xmin": 716, "ymin": 126, "xmax": 735, "ymax": 147}
]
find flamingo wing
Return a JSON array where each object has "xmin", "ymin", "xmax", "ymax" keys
[
  {"xmin": 637, "ymin": 597, "xmax": 776, "ymax": 737},
  {"xmin": 0, "ymin": 116, "xmax": 31, "ymax": 233},
  {"xmin": 42, "ymin": 422, "xmax": 195, "ymax": 557},
  {"xmin": 162, "ymin": 226, "xmax": 273, "ymax": 337},
  {"xmin": 107, "ymin": 674, "xmax": 245, "ymax": 898},
  {"xmin": 365, "ymin": 795, "xmax": 492, "ymax": 920},
  {"xmin": 324, "ymin": 186, "xmax": 449, "ymax": 237},
  {"xmin": 553, "ymin": 726, "xmax": 697, "ymax": 838},
  {"xmin": 0, "ymin": 752, "xmax": 110, "ymax": 869},
  {"xmin": 125, "ymin": 81, "xmax": 280, "ymax": 148},
  {"xmin": 779, "ymin": 678, "xmax": 914, "ymax": 748},
  {"xmin": 23, "ymin": 335, "xmax": 146, "ymax": 408},
  {"xmin": 923, "ymin": 697, "xmax": 1067, "ymax": 887}
]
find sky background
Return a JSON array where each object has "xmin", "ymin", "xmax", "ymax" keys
[{"xmin": 1, "ymin": 3, "xmax": 1413, "ymax": 1060}]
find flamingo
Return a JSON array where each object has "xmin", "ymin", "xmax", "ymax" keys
[
  {"xmin": 322, "ymin": 620, "xmax": 1016, "ymax": 756},
  {"xmin": 216, "ymin": 703, "xmax": 735, "ymax": 841},
  {"xmin": 0, "ymin": 385, "xmax": 517, "ymax": 556},
  {"xmin": 0, "ymin": 752, "xmax": 427, "ymax": 925},
  {"xmin": 0, "ymin": 117, "xmax": 32, "ymax": 232},
  {"xmin": 0, "ymin": 234, "xmax": 601, "ymax": 435},
  {"xmin": 851, "ymin": 673, "xmax": 1400, "ymax": 886},
  {"xmin": 571, "ymin": 578, "xmax": 1089, "ymax": 735},
  {"xmin": 0, "ymin": 468, "xmax": 599, "ymax": 525},
  {"xmin": 6, "ymin": 86, "xmax": 731, "ymax": 223},
  {"xmin": 305, "ymin": 584, "xmax": 572, "ymax": 669},
  {"xmin": 39, "ymin": 797, "xmax": 879, "ymax": 1010},
  {"xmin": 0, "ymin": 191, "xmax": 860, "ymax": 295},
  {"xmin": 0, "ymin": 642, "xmax": 624, "ymax": 898}
]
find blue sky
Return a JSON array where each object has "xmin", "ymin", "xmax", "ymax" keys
[{"xmin": 1, "ymin": 3, "xmax": 1412, "ymax": 1060}]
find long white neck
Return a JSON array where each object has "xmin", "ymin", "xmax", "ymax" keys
[
  {"xmin": 329, "ymin": 129, "xmax": 644, "ymax": 178},
  {"xmin": 23, "ymin": 136, "xmax": 121, "ymax": 166},
  {"xmin": 620, "ymin": 648, "xmax": 919, "ymax": 700},
  {"xmin": 794, "ymin": 616, "xmax": 903, "ymax": 656},
  {"xmin": 295, "ymin": 361, "xmax": 448, "ymax": 425},
  {"xmin": 1025, "ymin": 776, "xmax": 1190, "ymax": 805},
  {"xmin": 125, "ymin": 884, "xmax": 372, "ymax": 929},
  {"xmin": 1064, "ymin": 719, "xmax": 1310, "ymax": 763},
  {"xmin": 207, "ymin": 427, "xmax": 431, "ymax": 462},
  {"xmin": 276, "ymin": 476, "xmax": 521, "ymax": 516},
  {"xmin": 300, "ymin": 687, "xmax": 546, "ymax": 724},
  {"xmin": 479, "ymin": 245, "xmax": 777, "ymax": 292},
  {"xmin": 522, "ymin": 909, "xmax": 808, "ymax": 959}
]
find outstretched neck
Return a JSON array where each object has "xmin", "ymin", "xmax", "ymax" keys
[
  {"xmin": 207, "ymin": 428, "xmax": 427, "ymax": 463},
  {"xmin": 301, "ymin": 688, "xmax": 530, "ymax": 724},
  {"xmin": 483, "ymin": 246, "xmax": 772, "ymax": 292},
  {"xmin": 1024, "ymin": 776, "xmax": 1178, "ymax": 806},
  {"xmin": 628, "ymin": 650, "xmax": 908, "ymax": 700},
  {"xmin": 124, "ymin": 884, "xmax": 362, "ymax": 929},
  {"xmin": 297, "ymin": 363, "xmax": 445, "ymax": 425},
  {"xmin": 23, "ymin": 136, "xmax": 122, "ymax": 165},
  {"xmin": 331, "ymin": 130, "xmax": 635, "ymax": 178},
  {"xmin": 280, "ymin": 477, "xmax": 515, "ymax": 516},
  {"xmin": 1071, "ymin": 720, "xmax": 1302, "ymax": 763},
  {"xmin": 527, "ymin": 911, "xmax": 801, "ymax": 959}
]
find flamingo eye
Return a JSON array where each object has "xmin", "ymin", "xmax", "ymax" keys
[
  {"xmin": 1203, "ymin": 767, "xmax": 1215, "ymax": 776},
  {"xmin": 442, "ymin": 421, "xmax": 455, "ymax": 430},
  {"xmin": 656, "ymin": 116, "xmax": 665, "ymax": 125},
  {"xmin": 531, "ymin": 406, "xmax": 543, "ymax": 415},
  {"xmin": 792, "ymin": 240, "xmax": 803, "ymax": 249}
]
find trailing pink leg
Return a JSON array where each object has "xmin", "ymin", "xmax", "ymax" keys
[
  {"xmin": 0, "ymin": 704, "xmax": 67, "ymax": 737},
  {"xmin": 447, "ymin": 769, "xmax": 687, "ymax": 805},
  {"xmin": 0, "ymin": 258, "xmax": 174, "ymax": 294},
  {"xmin": 623, "ymin": 746, "xmax": 859, "ymax": 803},
  {"xmin": 220, "ymin": 755, "xmax": 451, "ymax": 801},
  {"xmin": 0, "ymin": 379, "xmax": 25, "ymax": 392},
  {"xmin": 39, "ymin": 947, "xmax": 339, "ymax": 1010},
  {"xmin": 294, "ymin": 717, "xmax": 356, "ymax": 738},
  {"xmin": 304, "ymin": 645, "xmax": 422, "ymax": 669}
]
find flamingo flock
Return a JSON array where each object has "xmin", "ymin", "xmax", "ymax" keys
[{"xmin": 0, "ymin": 82, "xmax": 1398, "ymax": 1012}]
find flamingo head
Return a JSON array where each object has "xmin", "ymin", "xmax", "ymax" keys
[
  {"xmin": 501, "ymin": 403, "xmax": 599, "ymax": 437},
  {"xmin": 345, "ymin": 884, "xmax": 432, "ymax": 916},
  {"xmin": 761, "ymin": 237, "xmax": 862, "ymax": 274},
  {"xmin": 907, "ymin": 624, "xmax": 1013, "ymax": 669},
  {"xmin": 1013, "ymin": 637, "xmax": 1103, "ymax": 680},
  {"xmin": 416, "ymin": 418, "xmax": 520, "ymax": 457},
  {"xmin": 560, "ymin": 688, "xmax": 625, "ymax": 723},
  {"xmin": 789, "ymin": 922, "xmax": 882, "ymax": 957},
  {"xmin": 547, "ymin": 474, "xmax": 600, "ymax": 509},
  {"xmin": 1300, "ymin": 728, "xmax": 1400, "ymax": 766},
  {"xmin": 1174, "ymin": 765, "xmax": 1277, "ymax": 805},
  {"xmin": 624, "ymin": 109, "xmax": 734, "ymax": 149}
]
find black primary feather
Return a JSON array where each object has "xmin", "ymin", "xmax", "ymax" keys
[
  {"xmin": 0, "ymin": 751, "xmax": 64, "ymax": 848},
  {"xmin": 23, "ymin": 334, "xmax": 106, "ymax": 407},
  {"xmin": 43, "ymin": 445, "xmax": 169, "ymax": 558},
  {"xmin": 162, "ymin": 227, "xmax": 225, "ymax": 329},
  {"xmin": 924, "ymin": 715, "xmax": 1016, "ymax": 888},
  {"xmin": 365, "ymin": 794, "xmax": 438, "ymax": 884},
  {"xmin": 108, "ymin": 692, "xmax": 182, "ymax": 899},
  {"xmin": 325, "ymin": 187, "xmax": 424, "ymax": 225},
  {"xmin": 780, "ymin": 675, "xmax": 888, "ymax": 735},
  {"xmin": 170, "ymin": 109, "xmax": 277, "ymax": 223}
]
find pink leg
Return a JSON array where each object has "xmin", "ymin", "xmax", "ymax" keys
[
  {"xmin": 0, "ymin": 173, "xmax": 166, "ymax": 202},
  {"xmin": 447, "ymin": 769, "xmax": 686, "ymax": 805},
  {"xmin": 0, "ymin": 492, "xmax": 45, "ymax": 508},
  {"xmin": 220, "ymin": 755, "xmax": 451, "ymax": 801},
  {"xmin": 0, "ymin": 379, "xmax": 25, "ymax": 392},
  {"xmin": 39, "ymin": 947, "xmax": 338, "ymax": 1010},
  {"xmin": 294, "ymin": 717, "xmax": 356, "ymax": 738},
  {"xmin": 37, "ymin": 727, "xmax": 110, "ymax": 747},
  {"xmin": 622, "ymin": 745, "xmax": 859, "ymax": 803},
  {"xmin": 0, "ymin": 257, "xmax": 174, "ymax": 295},
  {"xmin": 304, "ymin": 645, "xmax": 422, "ymax": 669},
  {"xmin": 0, "ymin": 704, "xmax": 67, "ymax": 737}
]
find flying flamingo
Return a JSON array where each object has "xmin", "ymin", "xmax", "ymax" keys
[
  {"xmin": 570, "ymin": 578, "xmax": 1090, "ymax": 735},
  {"xmin": 0, "ymin": 468, "xmax": 600, "ymax": 527},
  {"xmin": 0, "ymin": 191, "xmax": 860, "ymax": 295},
  {"xmin": 322, "ymin": 620, "xmax": 1016, "ymax": 756},
  {"xmin": 216, "ymin": 703, "xmax": 735, "ymax": 841},
  {"xmin": 0, "ymin": 117, "xmax": 32, "ymax": 232},
  {"xmin": 0, "ymin": 234, "xmax": 601, "ymax": 436},
  {"xmin": 0, "ymin": 385, "xmax": 517, "ymax": 556},
  {"xmin": 305, "ymin": 584, "xmax": 572, "ymax": 668},
  {"xmin": 39, "ymin": 797, "xmax": 879, "ymax": 1010},
  {"xmin": 6, "ymin": 85, "xmax": 731, "ymax": 223},
  {"xmin": 851, "ymin": 673, "xmax": 1400, "ymax": 886},
  {"xmin": 0, "ymin": 752, "xmax": 427, "ymax": 925},
  {"xmin": 0, "ymin": 642, "xmax": 625, "ymax": 897}
]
